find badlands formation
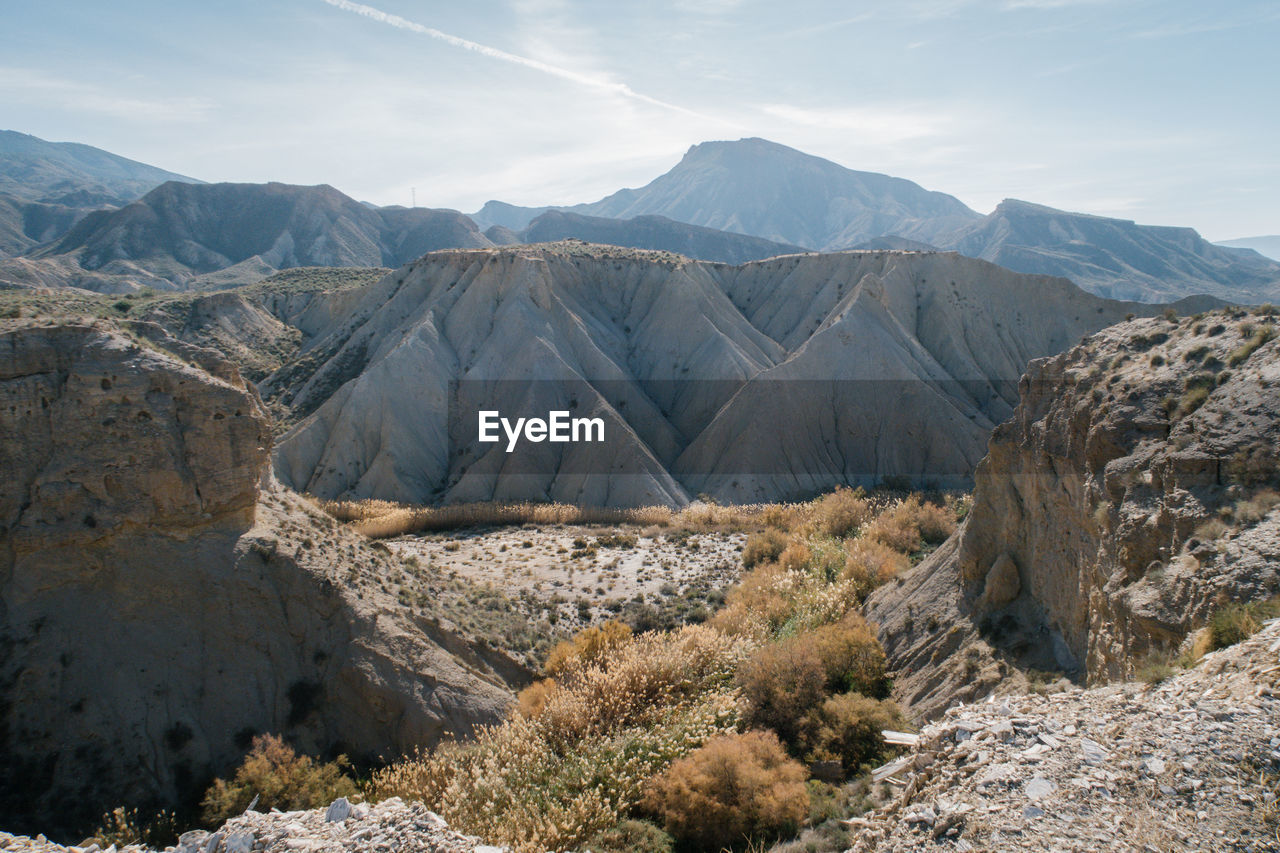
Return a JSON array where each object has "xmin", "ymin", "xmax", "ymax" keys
[{"xmin": 267, "ymin": 243, "xmax": 1212, "ymax": 508}]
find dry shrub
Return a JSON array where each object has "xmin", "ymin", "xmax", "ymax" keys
[
  {"xmin": 843, "ymin": 539, "xmax": 909, "ymax": 599},
  {"xmin": 643, "ymin": 730, "xmax": 809, "ymax": 850},
  {"xmin": 515, "ymin": 678, "xmax": 556, "ymax": 719},
  {"xmin": 545, "ymin": 620, "xmax": 632, "ymax": 678},
  {"xmin": 712, "ymin": 558, "xmax": 867, "ymax": 642},
  {"xmin": 742, "ymin": 529, "xmax": 788, "ymax": 569},
  {"xmin": 811, "ymin": 486, "xmax": 872, "ymax": 538},
  {"xmin": 1235, "ymin": 490, "xmax": 1280, "ymax": 524},
  {"xmin": 738, "ymin": 614, "xmax": 889, "ymax": 748},
  {"xmin": 778, "ymin": 541, "xmax": 812, "ymax": 572},
  {"xmin": 807, "ymin": 613, "xmax": 891, "ymax": 699},
  {"xmin": 864, "ymin": 496, "xmax": 955, "ymax": 554},
  {"xmin": 710, "ymin": 563, "xmax": 795, "ymax": 636},
  {"xmin": 368, "ymin": 626, "xmax": 748, "ymax": 853},
  {"xmin": 201, "ymin": 734, "xmax": 358, "ymax": 824},
  {"xmin": 1209, "ymin": 602, "xmax": 1263, "ymax": 650},
  {"xmin": 536, "ymin": 626, "xmax": 749, "ymax": 746},
  {"xmin": 336, "ymin": 500, "xmax": 676, "ymax": 538},
  {"xmin": 92, "ymin": 807, "xmax": 179, "ymax": 849},
  {"xmin": 800, "ymin": 692, "xmax": 905, "ymax": 772},
  {"xmin": 760, "ymin": 503, "xmax": 803, "ymax": 530}
]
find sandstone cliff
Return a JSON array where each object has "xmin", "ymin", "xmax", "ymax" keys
[
  {"xmin": 867, "ymin": 310, "xmax": 1280, "ymax": 717},
  {"xmin": 0, "ymin": 322, "xmax": 518, "ymax": 838}
]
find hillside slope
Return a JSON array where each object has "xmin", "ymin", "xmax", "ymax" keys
[
  {"xmin": 265, "ymin": 244, "xmax": 1211, "ymax": 507},
  {"xmin": 850, "ymin": 619, "xmax": 1280, "ymax": 851},
  {"xmin": 0, "ymin": 321, "xmax": 521, "ymax": 838}
]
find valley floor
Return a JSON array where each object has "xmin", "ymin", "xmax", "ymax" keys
[{"xmin": 386, "ymin": 525, "xmax": 744, "ymax": 636}]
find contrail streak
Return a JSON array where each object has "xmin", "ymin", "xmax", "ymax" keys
[{"xmin": 319, "ymin": 0, "xmax": 706, "ymax": 118}]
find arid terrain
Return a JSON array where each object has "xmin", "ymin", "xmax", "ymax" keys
[{"xmin": 1, "ymin": 122, "xmax": 1279, "ymax": 853}]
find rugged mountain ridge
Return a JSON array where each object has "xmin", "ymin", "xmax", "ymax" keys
[
  {"xmin": 471, "ymin": 138, "xmax": 980, "ymax": 250},
  {"xmin": 264, "ymin": 243, "xmax": 1214, "ymax": 508},
  {"xmin": 940, "ymin": 199, "xmax": 1280, "ymax": 303},
  {"xmin": 867, "ymin": 310, "xmax": 1280, "ymax": 717},
  {"xmin": 518, "ymin": 210, "xmax": 806, "ymax": 264},
  {"xmin": 0, "ymin": 130, "xmax": 198, "ymax": 207},
  {"xmin": 473, "ymin": 137, "xmax": 1280, "ymax": 304},
  {"xmin": 0, "ymin": 320, "xmax": 520, "ymax": 837},
  {"xmin": 2, "ymin": 182, "xmax": 491, "ymax": 293},
  {"xmin": 1218, "ymin": 234, "xmax": 1280, "ymax": 262}
]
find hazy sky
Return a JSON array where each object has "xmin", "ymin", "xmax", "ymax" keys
[{"xmin": 3, "ymin": 0, "xmax": 1276, "ymax": 239}]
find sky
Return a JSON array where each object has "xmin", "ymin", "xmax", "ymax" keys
[{"xmin": 1, "ymin": 0, "xmax": 1276, "ymax": 240}]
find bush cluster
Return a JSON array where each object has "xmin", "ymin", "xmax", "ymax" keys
[
  {"xmin": 201, "ymin": 735, "xmax": 358, "ymax": 824},
  {"xmin": 643, "ymin": 731, "xmax": 809, "ymax": 850}
]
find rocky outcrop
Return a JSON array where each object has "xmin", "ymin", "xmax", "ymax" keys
[
  {"xmin": 0, "ymin": 323, "xmax": 517, "ymax": 838},
  {"xmin": 868, "ymin": 310, "xmax": 1280, "ymax": 716},
  {"xmin": 267, "ymin": 243, "xmax": 1208, "ymax": 507},
  {"xmin": 850, "ymin": 617, "xmax": 1280, "ymax": 852}
]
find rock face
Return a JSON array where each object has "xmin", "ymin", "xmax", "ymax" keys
[
  {"xmin": 266, "ymin": 243, "xmax": 1209, "ymax": 508},
  {"xmin": 0, "ymin": 323, "xmax": 517, "ymax": 838},
  {"xmin": 868, "ymin": 310, "xmax": 1280, "ymax": 715}
]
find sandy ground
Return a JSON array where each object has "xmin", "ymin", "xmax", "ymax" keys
[{"xmin": 386, "ymin": 525, "xmax": 745, "ymax": 634}]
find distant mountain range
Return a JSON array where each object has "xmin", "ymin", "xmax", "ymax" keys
[
  {"xmin": 510, "ymin": 210, "xmax": 806, "ymax": 264},
  {"xmin": 1217, "ymin": 235, "xmax": 1280, "ymax": 262},
  {"xmin": 943, "ymin": 200, "xmax": 1280, "ymax": 303},
  {"xmin": 12, "ymin": 181, "xmax": 489, "ymax": 292},
  {"xmin": 1, "ymin": 130, "xmax": 1276, "ymax": 302},
  {"xmin": 473, "ymin": 138, "xmax": 1280, "ymax": 304},
  {"xmin": 0, "ymin": 130, "xmax": 198, "ymax": 206},
  {"xmin": 472, "ymin": 138, "xmax": 981, "ymax": 249}
]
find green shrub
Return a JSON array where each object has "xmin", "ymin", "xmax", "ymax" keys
[
  {"xmin": 1228, "ymin": 325, "xmax": 1275, "ymax": 367},
  {"xmin": 643, "ymin": 731, "xmax": 809, "ymax": 850},
  {"xmin": 585, "ymin": 819, "xmax": 674, "ymax": 853},
  {"xmin": 201, "ymin": 734, "xmax": 358, "ymax": 824},
  {"xmin": 800, "ymin": 692, "xmax": 906, "ymax": 772},
  {"xmin": 742, "ymin": 529, "xmax": 788, "ymax": 568},
  {"xmin": 738, "ymin": 614, "xmax": 889, "ymax": 747}
]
